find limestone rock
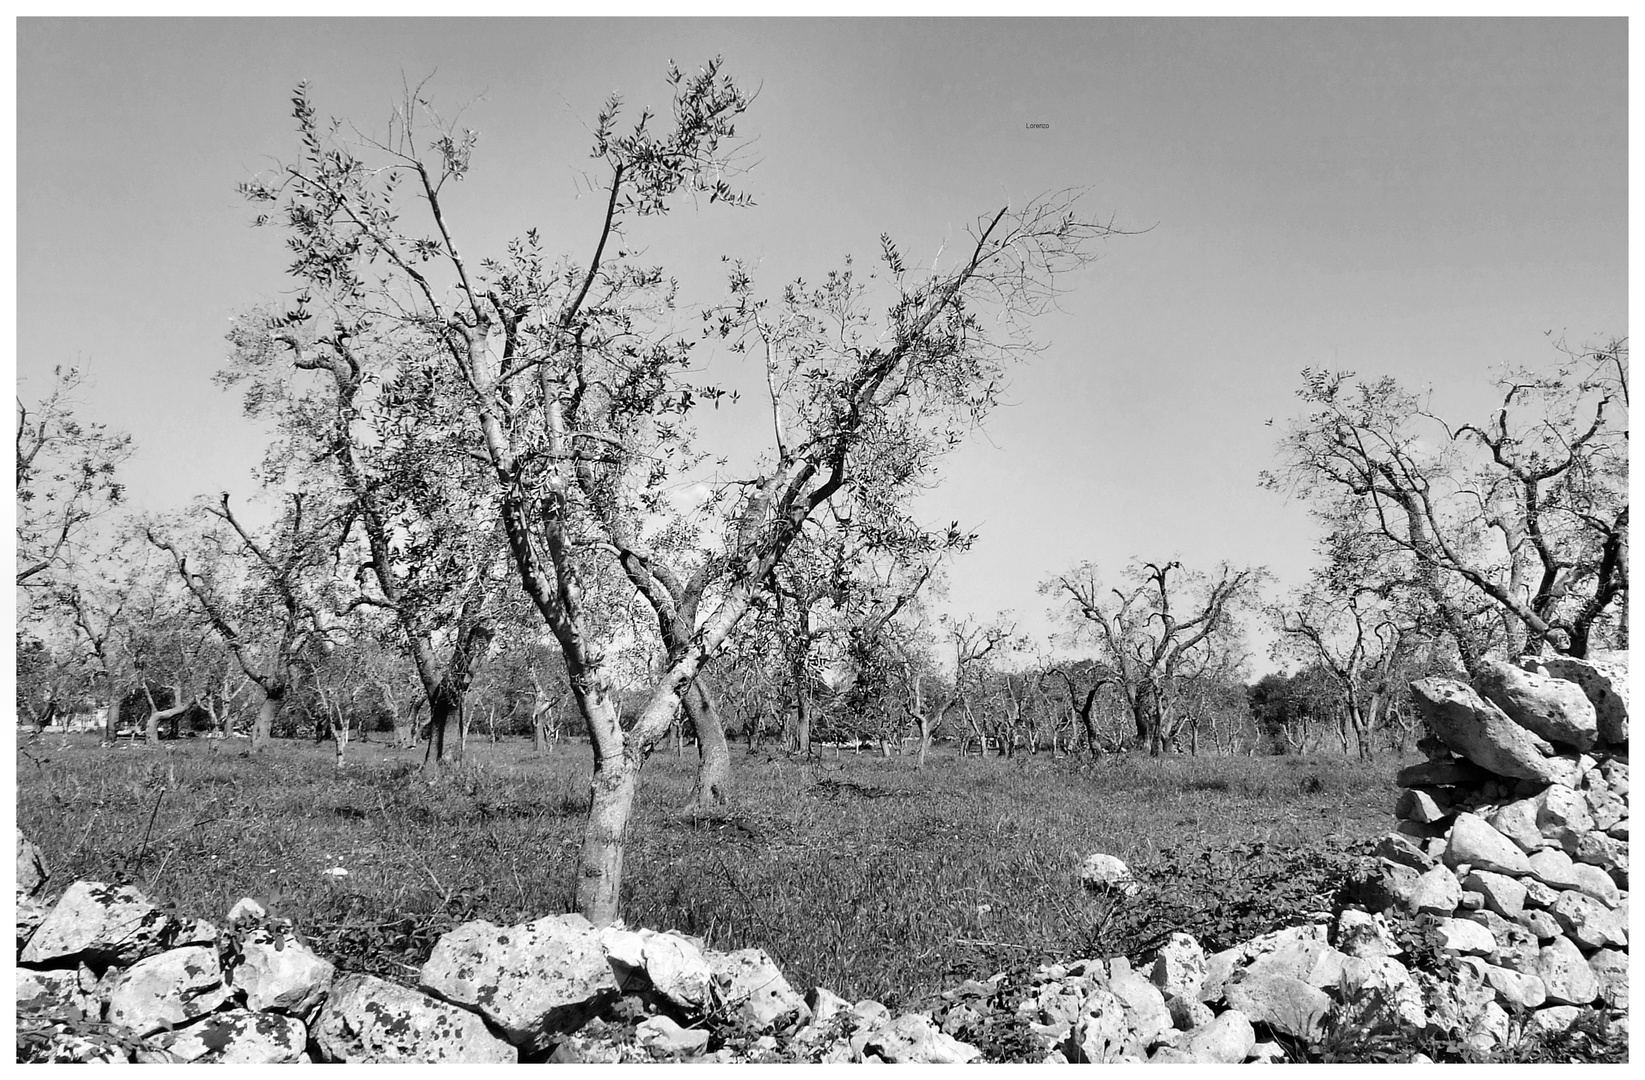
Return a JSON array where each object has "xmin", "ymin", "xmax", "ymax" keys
[
  {"xmin": 1533, "ymin": 784, "xmax": 1595, "ymax": 849},
  {"xmin": 1518, "ymin": 908, "xmax": 1562, "ymax": 941},
  {"xmin": 1344, "ymin": 857, "xmax": 1421, "ymax": 913},
  {"xmin": 1586, "ymin": 948, "xmax": 1628, "ymax": 1010},
  {"xmin": 1411, "ymin": 678, "xmax": 1567, "ymax": 782},
  {"xmin": 1486, "ymin": 798, "xmax": 1547, "ymax": 854},
  {"xmin": 635, "ymin": 1015, "xmax": 710, "ymax": 1058},
  {"xmin": 105, "ymin": 945, "xmax": 234, "ymax": 1037},
  {"xmin": 418, "ymin": 913, "xmax": 617, "ymax": 1050},
  {"xmin": 1071, "ymin": 987, "xmax": 1143, "ymax": 1063},
  {"xmin": 1105, "ymin": 958, "xmax": 1173, "ymax": 1046},
  {"xmin": 602, "ymin": 926, "xmax": 713, "ymax": 1013},
  {"xmin": 1526, "ymin": 848, "xmax": 1584, "ymax": 890},
  {"xmin": 1396, "ymin": 787, "xmax": 1451, "ymax": 824},
  {"xmin": 17, "ymin": 964, "xmax": 100, "ymax": 1019},
  {"xmin": 230, "ymin": 927, "xmax": 334, "ymax": 1017},
  {"xmin": 1434, "ymin": 918, "xmax": 1496, "ymax": 956},
  {"xmin": 314, "ymin": 972, "xmax": 516, "ymax": 1062},
  {"xmin": 1573, "ymin": 831, "xmax": 1628, "ymax": 877},
  {"xmin": 20, "ymin": 880, "xmax": 178, "ymax": 966},
  {"xmin": 1568, "ymin": 861, "xmax": 1620, "ymax": 907},
  {"xmin": 1458, "ymin": 958, "xmax": 1546, "ymax": 1010},
  {"xmin": 1549, "ymin": 891, "xmax": 1627, "ymax": 949},
  {"xmin": 1247, "ymin": 1040, "xmax": 1286, "ymax": 1063},
  {"xmin": 1167, "ymin": 993, "xmax": 1214, "ymax": 1031},
  {"xmin": 1523, "ymin": 1004, "xmax": 1584, "ymax": 1040},
  {"xmin": 1334, "ymin": 955, "xmax": 1426, "ymax": 1030},
  {"xmin": 1409, "ymin": 864, "xmax": 1462, "ymax": 915},
  {"xmin": 1181, "ymin": 1008, "xmax": 1255, "ymax": 1064},
  {"xmin": 1223, "ymin": 971, "xmax": 1330, "ymax": 1042},
  {"xmin": 1333, "ymin": 908, "xmax": 1401, "ymax": 959},
  {"xmin": 709, "ymin": 947, "xmax": 807, "ymax": 1031},
  {"xmin": 859, "ymin": 1013, "xmax": 979, "ymax": 1063},
  {"xmin": 1372, "ymin": 832, "xmax": 1435, "ymax": 871},
  {"xmin": 1444, "ymin": 813, "xmax": 1532, "ymax": 876},
  {"xmin": 155, "ymin": 1010, "xmax": 308, "ymax": 1064},
  {"xmin": 1149, "ymin": 932, "xmax": 1206, "ymax": 1001},
  {"xmin": 1531, "ymin": 936, "xmax": 1600, "ymax": 1006},
  {"xmin": 1533, "ymin": 652, "xmax": 1628, "ymax": 745},
  {"xmin": 1080, "ymin": 853, "xmax": 1140, "ymax": 897},
  {"xmin": 1464, "ymin": 870, "xmax": 1527, "ymax": 919},
  {"xmin": 1474, "ymin": 659, "xmax": 1598, "ymax": 750},
  {"xmin": 16, "ymin": 830, "xmax": 49, "ymax": 897},
  {"xmin": 16, "ymin": 893, "xmax": 50, "ymax": 954},
  {"xmin": 1462, "ymin": 1000, "xmax": 1511, "ymax": 1054}
]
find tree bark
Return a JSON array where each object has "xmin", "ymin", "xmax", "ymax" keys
[
  {"xmin": 684, "ymin": 680, "xmax": 731, "ymax": 809},
  {"xmin": 577, "ymin": 753, "xmax": 641, "ymax": 927},
  {"xmin": 252, "ymin": 689, "xmax": 282, "ymax": 749}
]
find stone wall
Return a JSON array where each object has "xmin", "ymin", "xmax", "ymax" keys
[{"xmin": 13, "ymin": 652, "xmax": 1629, "ymax": 1062}]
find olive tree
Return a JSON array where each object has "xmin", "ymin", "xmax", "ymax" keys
[
  {"xmin": 242, "ymin": 64, "xmax": 1113, "ymax": 924},
  {"xmin": 1263, "ymin": 339, "xmax": 1627, "ymax": 672}
]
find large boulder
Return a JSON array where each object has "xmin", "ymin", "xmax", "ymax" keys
[
  {"xmin": 419, "ymin": 913, "xmax": 617, "ymax": 1051},
  {"xmin": 601, "ymin": 926, "xmax": 714, "ymax": 1014},
  {"xmin": 1409, "ymin": 679, "xmax": 1566, "ymax": 782},
  {"xmin": 229, "ymin": 927, "xmax": 334, "ymax": 1017},
  {"xmin": 314, "ymin": 972, "xmax": 516, "ymax": 1062},
  {"xmin": 153, "ymin": 1010, "xmax": 308, "ymax": 1064},
  {"xmin": 104, "ymin": 945, "xmax": 234, "ymax": 1037},
  {"xmin": 20, "ymin": 880, "xmax": 178, "ymax": 966},
  {"xmin": 16, "ymin": 830, "xmax": 49, "ymax": 897},
  {"xmin": 1531, "ymin": 652, "xmax": 1628, "ymax": 746},
  {"xmin": 1474, "ymin": 660, "xmax": 1597, "ymax": 750},
  {"xmin": 1486, "ymin": 798, "xmax": 1547, "ymax": 854},
  {"xmin": 709, "ymin": 947, "xmax": 807, "ymax": 1031}
]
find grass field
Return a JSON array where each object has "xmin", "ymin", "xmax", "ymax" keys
[{"xmin": 15, "ymin": 733, "xmax": 1416, "ymax": 1009}]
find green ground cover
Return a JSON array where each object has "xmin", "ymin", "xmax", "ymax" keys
[{"xmin": 15, "ymin": 734, "xmax": 1413, "ymax": 1009}]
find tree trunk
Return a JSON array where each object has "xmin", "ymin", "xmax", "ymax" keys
[
  {"xmin": 684, "ymin": 680, "xmax": 731, "ymax": 809},
  {"xmin": 577, "ymin": 756, "xmax": 639, "ymax": 927},
  {"xmin": 252, "ymin": 690, "xmax": 281, "ymax": 749},
  {"xmin": 532, "ymin": 702, "xmax": 551, "ymax": 754},
  {"xmin": 427, "ymin": 696, "xmax": 460, "ymax": 770}
]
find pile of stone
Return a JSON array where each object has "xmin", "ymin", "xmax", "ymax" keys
[{"xmin": 1344, "ymin": 651, "xmax": 1628, "ymax": 1053}]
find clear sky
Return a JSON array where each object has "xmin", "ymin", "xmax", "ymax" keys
[{"xmin": 15, "ymin": 17, "xmax": 1629, "ymax": 673}]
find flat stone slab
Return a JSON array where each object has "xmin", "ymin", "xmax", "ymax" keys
[
  {"xmin": 1410, "ymin": 679, "xmax": 1564, "ymax": 783},
  {"xmin": 1475, "ymin": 660, "xmax": 1597, "ymax": 751},
  {"xmin": 20, "ymin": 880, "xmax": 178, "ymax": 966},
  {"xmin": 154, "ymin": 1010, "xmax": 308, "ymax": 1063},
  {"xmin": 105, "ymin": 945, "xmax": 234, "ymax": 1037},
  {"xmin": 314, "ymin": 972, "xmax": 516, "ymax": 1062},
  {"xmin": 419, "ymin": 913, "xmax": 618, "ymax": 1051}
]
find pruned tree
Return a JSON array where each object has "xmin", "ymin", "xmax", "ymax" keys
[
  {"xmin": 242, "ymin": 66, "xmax": 1114, "ymax": 924},
  {"xmin": 146, "ymin": 493, "xmax": 336, "ymax": 749},
  {"xmin": 1046, "ymin": 559, "xmax": 1263, "ymax": 755},
  {"xmin": 1263, "ymin": 338, "xmax": 1628, "ymax": 672}
]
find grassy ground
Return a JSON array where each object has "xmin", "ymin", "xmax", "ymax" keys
[{"xmin": 15, "ymin": 732, "xmax": 1415, "ymax": 1009}]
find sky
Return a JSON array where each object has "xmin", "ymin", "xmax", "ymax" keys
[{"xmin": 14, "ymin": 18, "xmax": 1629, "ymax": 675}]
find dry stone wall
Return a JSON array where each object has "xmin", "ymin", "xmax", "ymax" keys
[{"xmin": 13, "ymin": 651, "xmax": 1629, "ymax": 1062}]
